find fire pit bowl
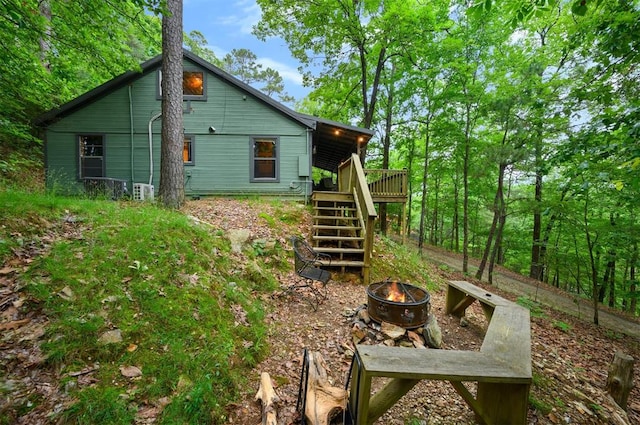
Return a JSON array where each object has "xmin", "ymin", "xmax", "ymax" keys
[{"xmin": 367, "ymin": 280, "xmax": 431, "ymax": 329}]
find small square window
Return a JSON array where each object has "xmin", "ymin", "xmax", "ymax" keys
[
  {"xmin": 183, "ymin": 71, "xmax": 203, "ymax": 96},
  {"xmin": 158, "ymin": 70, "xmax": 207, "ymax": 100}
]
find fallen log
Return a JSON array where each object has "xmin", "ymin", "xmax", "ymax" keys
[
  {"xmin": 255, "ymin": 372, "xmax": 279, "ymax": 425},
  {"xmin": 304, "ymin": 351, "xmax": 348, "ymax": 425}
]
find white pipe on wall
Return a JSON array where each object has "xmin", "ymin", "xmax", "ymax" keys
[{"xmin": 147, "ymin": 112, "xmax": 162, "ymax": 186}]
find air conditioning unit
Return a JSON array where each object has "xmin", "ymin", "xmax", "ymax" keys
[{"xmin": 133, "ymin": 183, "xmax": 154, "ymax": 201}]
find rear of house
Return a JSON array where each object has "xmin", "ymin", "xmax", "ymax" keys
[{"xmin": 38, "ymin": 50, "xmax": 370, "ymax": 200}]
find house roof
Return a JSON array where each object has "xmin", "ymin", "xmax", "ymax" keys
[{"xmin": 36, "ymin": 50, "xmax": 373, "ymax": 172}]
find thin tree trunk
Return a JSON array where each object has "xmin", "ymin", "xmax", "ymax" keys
[
  {"xmin": 452, "ymin": 175, "xmax": 459, "ymax": 252},
  {"xmin": 159, "ymin": 0, "xmax": 185, "ymax": 208},
  {"xmin": 476, "ymin": 162, "xmax": 506, "ymax": 281},
  {"xmin": 431, "ymin": 174, "xmax": 440, "ymax": 245},
  {"xmin": 462, "ymin": 103, "xmax": 471, "ymax": 273},
  {"xmin": 530, "ymin": 158, "xmax": 544, "ymax": 280},
  {"xmin": 488, "ymin": 204, "xmax": 506, "ymax": 285},
  {"xmin": 39, "ymin": 1, "xmax": 52, "ymax": 71},
  {"xmin": 379, "ymin": 75, "xmax": 394, "ymax": 237},
  {"xmin": 631, "ymin": 242, "xmax": 638, "ymax": 314},
  {"xmin": 418, "ymin": 126, "xmax": 430, "ymax": 252},
  {"xmin": 583, "ymin": 188, "xmax": 599, "ymax": 325}
]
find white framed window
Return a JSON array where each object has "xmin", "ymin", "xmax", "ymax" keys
[
  {"xmin": 78, "ymin": 134, "xmax": 105, "ymax": 178},
  {"xmin": 250, "ymin": 137, "xmax": 279, "ymax": 182}
]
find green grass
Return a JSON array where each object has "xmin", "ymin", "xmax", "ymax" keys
[
  {"xmin": 3, "ymin": 190, "xmax": 270, "ymax": 424},
  {"xmin": 516, "ymin": 296, "xmax": 547, "ymax": 318},
  {"xmin": 372, "ymin": 235, "xmax": 441, "ymax": 292}
]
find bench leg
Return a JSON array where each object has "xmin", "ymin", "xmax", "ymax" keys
[
  {"xmin": 349, "ymin": 360, "xmax": 372, "ymax": 425},
  {"xmin": 446, "ymin": 286, "xmax": 473, "ymax": 317},
  {"xmin": 476, "ymin": 382, "xmax": 530, "ymax": 425}
]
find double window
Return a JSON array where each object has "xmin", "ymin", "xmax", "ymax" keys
[
  {"xmin": 78, "ymin": 134, "xmax": 105, "ymax": 178},
  {"xmin": 250, "ymin": 137, "xmax": 279, "ymax": 182},
  {"xmin": 157, "ymin": 69, "xmax": 206, "ymax": 100}
]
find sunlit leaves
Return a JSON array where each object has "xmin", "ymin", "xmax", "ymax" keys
[{"xmin": 0, "ymin": 0, "xmax": 161, "ymax": 147}]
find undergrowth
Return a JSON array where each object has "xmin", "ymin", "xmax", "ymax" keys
[{"xmin": 3, "ymin": 190, "xmax": 272, "ymax": 424}]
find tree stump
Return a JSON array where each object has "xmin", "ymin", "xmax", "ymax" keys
[
  {"xmin": 606, "ymin": 351, "xmax": 634, "ymax": 410},
  {"xmin": 305, "ymin": 351, "xmax": 348, "ymax": 425}
]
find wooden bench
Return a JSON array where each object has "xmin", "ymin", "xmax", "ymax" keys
[
  {"xmin": 289, "ymin": 236, "xmax": 332, "ymax": 310},
  {"xmin": 348, "ymin": 280, "xmax": 531, "ymax": 425}
]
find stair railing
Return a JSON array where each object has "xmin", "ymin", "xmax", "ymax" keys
[{"xmin": 338, "ymin": 154, "xmax": 377, "ymax": 284}]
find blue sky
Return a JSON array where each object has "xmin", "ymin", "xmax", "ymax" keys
[{"xmin": 183, "ymin": 0, "xmax": 311, "ymax": 101}]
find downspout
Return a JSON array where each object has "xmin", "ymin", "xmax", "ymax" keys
[
  {"xmin": 128, "ymin": 85, "xmax": 135, "ymax": 185},
  {"xmin": 148, "ymin": 112, "xmax": 162, "ymax": 186},
  {"xmin": 307, "ymin": 127, "xmax": 313, "ymax": 196}
]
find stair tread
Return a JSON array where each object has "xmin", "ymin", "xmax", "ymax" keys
[
  {"xmin": 318, "ymin": 260, "xmax": 365, "ymax": 267},
  {"xmin": 314, "ymin": 206, "xmax": 356, "ymax": 209},
  {"xmin": 313, "ymin": 235, "xmax": 364, "ymax": 241},
  {"xmin": 314, "ymin": 247, "xmax": 365, "ymax": 253},
  {"xmin": 311, "ymin": 215, "xmax": 359, "ymax": 220},
  {"xmin": 313, "ymin": 225, "xmax": 361, "ymax": 230}
]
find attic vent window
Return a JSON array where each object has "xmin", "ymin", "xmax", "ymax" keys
[
  {"xmin": 183, "ymin": 71, "xmax": 203, "ymax": 96},
  {"xmin": 157, "ymin": 70, "xmax": 207, "ymax": 100}
]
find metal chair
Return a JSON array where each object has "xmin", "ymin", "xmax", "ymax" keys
[{"xmin": 289, "ymin": 236, "xmax": 331, "ymax": 310}]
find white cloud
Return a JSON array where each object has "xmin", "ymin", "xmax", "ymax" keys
[
  {"xmin": 258, "ymin": 57, "xmax": 304, "ymax": 86},
  {"xmin": 218, "ymin": 0, "xmax": 262, "ymax": 35}
]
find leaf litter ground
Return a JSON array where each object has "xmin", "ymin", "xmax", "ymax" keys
[{"xmin": 1, "ymin": 198, "xmax": 639, "ymax": 424}]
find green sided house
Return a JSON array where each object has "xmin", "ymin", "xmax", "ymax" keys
[
  {"xmin": 36, "ymin": 49, "xmax": 373, "ymax": 200},
  {"xmin": 37, "ymin": 49, "xmax": 409, "ymax": 283}
]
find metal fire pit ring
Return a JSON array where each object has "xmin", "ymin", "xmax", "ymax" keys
[{"xmin": 367, "ymin": 280, "xmax": 431, "ymax": 329}]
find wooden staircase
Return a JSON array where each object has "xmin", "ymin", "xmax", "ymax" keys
[{"xmin": 311, "ymin": 191, "xmax": 365, "ymax": 272}]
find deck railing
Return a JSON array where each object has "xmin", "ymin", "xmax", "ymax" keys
[
  {"xmin": 337, "ymin": 154, "xmax": 377, "ymax": 284},
  {"xmin": 364, "ymin": 168, "xmax": 407, "ymax": 200}
]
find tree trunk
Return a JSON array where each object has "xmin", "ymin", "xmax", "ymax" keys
[
  {"xmin": 530, "ymin": 165, "xmax": 544, "ymax": 281},
  {"xmin": 631, "ymin": 242, "xmax": 638, "ymax": 314},
  {"xmin": 379, "ymin": 76, "xmax": 394, "ymax": 237},
  {"xmin": 452, "ymin": 175, "xmax": 459, "ymax": 252},
  {"xmin": 476, "ymin": 162, "xmax": 506, "ymax": 281},
  {"xmin": 418, "ymin": 126, "xmax": 430, "ymax": 252},
  {"xmin": 606, "ymin": 351, "xmax": 634, "ymax": 411},
  {"xmin": 462, "ymin": 104, "xmax": 471, "ymax": 273},
  {"xmin": 488, "ymin": 197, "xmax": 506, "ymax": 285},
  {"xmin": 159, "ymin": 0, "xmax": 185, "ymax": 208},
  {"xmin": 38, "ymin": 1, "xmax": 52, "ymax": 71},
  {"xmin": 583, "ymin": 188, "xmax": 599, "ymax": 325}
]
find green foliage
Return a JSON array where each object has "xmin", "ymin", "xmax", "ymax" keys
[
  {"xmin": 516, "ymin": 296, "xmax": 546, "ymax": 318},
  {"xmin": 5, "ymin": 190, "xmax": 268, "ymax": 423},
  {"xmin": 553, "ymin": 320, "xmax": 573, "ymax": 333},
  {"xmin": 371, "ymin": 235, "xmax": 440, "ymax": 291},
  {"xmin": 0, "ymin": 0, "xmax": 161, "ymax": 149},
  {"xmin": 529, "ymin": 395, "xmax": 553, "ymax": 415}
]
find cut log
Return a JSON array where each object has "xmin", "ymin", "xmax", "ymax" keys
[
  {"xmin": 305, "ymin": 351, "xmax": 348, "ymax": 425},
  {"xmin": 255, "ymin": 372, "xmax": 279, "ymax": 425},
  {"xmin": 606, "ymin": 351, "xmax": 634, "ymax": 411}
]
